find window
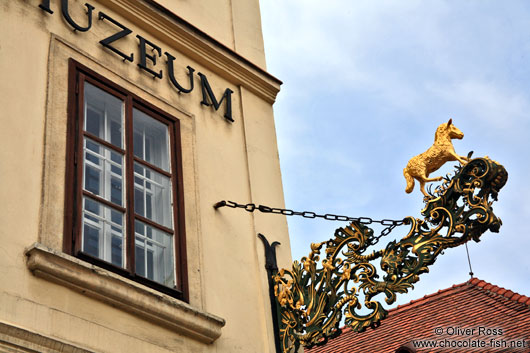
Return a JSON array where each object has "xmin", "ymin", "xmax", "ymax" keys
[{"xmin": 64, "ymin": 60, "xmax": 187, "ymax": 300}]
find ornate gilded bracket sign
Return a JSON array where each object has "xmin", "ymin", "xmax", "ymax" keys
[{"xmin": 273, "ymin": 121, "xmax": 508, "ymax": 352}]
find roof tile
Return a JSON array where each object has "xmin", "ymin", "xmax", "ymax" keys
[
  {"xmin": 497, "ymin": 288, "xmax": 507, "ymax": 295},
  {"xmin": 469, "ymin": 277, "xmax": 480, "ymax": 285},
  {"xmin": 517, "ymin": 295, "xmax": 527, "ymax": 303}
]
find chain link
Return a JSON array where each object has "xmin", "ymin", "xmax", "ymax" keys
[{"xmin": 214, "ymin": 200, "xmax": 405, "ymax": 239}]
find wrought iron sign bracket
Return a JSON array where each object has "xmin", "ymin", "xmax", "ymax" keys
[
  {"xmin": 258, "ymin": 233, "xmax": 282, "ymax": 353},
  {"xmin": 271, "ymin": 120, "xmax": 508, "ymax": 352},
  {"xmin": 215, "ymin": 121, "xmax": 508, "ymax": 352}
]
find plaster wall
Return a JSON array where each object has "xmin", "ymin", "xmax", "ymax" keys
[
  {"xmin": 0, "ymin": 0, "xmax": 290, "ymax": 352},
  {"xmin": 154, "ymin": 0, "xmax": 267, "ymax": 69}
]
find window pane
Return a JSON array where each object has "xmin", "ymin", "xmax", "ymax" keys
[
  {"xmin": 83, "ymin": 138, "xmax": 125, "ymax": 207},
  {"xmin": 84, "ymin": 82, "xmax": 124, "ymax": 148},
  {"xmin": 133, "ymin": 109, "xmax": 170, "ymax": 171},
  {"xmin": 134, "ymin": 162, "xmax": 173, "ymax": 229},
  {"xmin": 82, "ymin": 197, "xmax": 125, "ymax": 268},
  {"xmin": 135, "ymin": 220, "xmax": 175, "ymax": 288}
]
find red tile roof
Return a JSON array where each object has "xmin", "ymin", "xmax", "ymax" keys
[{"xmin": 306, "ymin": 278, "xmax": 530, "ymax": 353}]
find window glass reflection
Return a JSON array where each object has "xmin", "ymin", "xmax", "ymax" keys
[
  {"xmin": 135, "ymin": 220, "xmax": 175, "ymax": 287},
  {"xmin": 82, "ymin": 197, "xmax": 125, "ymax": 267},
  {"xmin": 84, "ymin": 82, "xmax": 124, "ymax": 148},
  {"xmin": 133, "ymin": 109, "xmax": 170, "ymax": 171}
]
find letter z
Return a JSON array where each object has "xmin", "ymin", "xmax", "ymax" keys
[{"xmin": 98, "ymin": 12, "xmax": 134, "ymax": 62}]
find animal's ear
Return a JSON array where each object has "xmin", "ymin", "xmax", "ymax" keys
[{"xmin": 447, "ymin": 118, "xmax": 453, "ymax": 128}]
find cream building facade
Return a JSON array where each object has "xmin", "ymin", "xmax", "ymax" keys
[{"xmin": 0, "ymin": 0, "xmax": 292, "ymax": 352}]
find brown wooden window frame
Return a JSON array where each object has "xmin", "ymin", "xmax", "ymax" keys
[{"xmin": 64, "ymin": 59, "xmax": 188, "ymax": 301}]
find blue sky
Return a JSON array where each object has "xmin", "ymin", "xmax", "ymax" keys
[{"xmin": 259, "ymin": 1, "xmax": 530, "ymax": 307}]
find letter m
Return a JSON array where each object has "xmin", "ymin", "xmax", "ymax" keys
[{"xmin": 198, "ymin": 73, "xmax": 234, "ymax": 122}]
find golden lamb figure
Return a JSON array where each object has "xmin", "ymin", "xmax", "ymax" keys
[{"xmin": 404, "ymin": 119, "xmax": 468, "ymax": 196}]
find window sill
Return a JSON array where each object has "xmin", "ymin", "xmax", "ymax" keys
[{"xmin": 25, "ymin": 243, "xmax": 225, "ymax": 344}]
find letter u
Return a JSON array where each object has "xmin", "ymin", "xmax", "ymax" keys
[{"xmin": 165, "ymin": 52, "xmax": 195, "ymax": 94}]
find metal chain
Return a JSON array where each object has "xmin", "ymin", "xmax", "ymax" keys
[{"xmin": 214, "ymin": 200, "xmax": 405, "ymax": 239}]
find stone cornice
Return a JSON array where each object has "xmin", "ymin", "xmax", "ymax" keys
[
  {"xmin": 25, "ymin": 243, "xmax": 225, "ymax": 344},
  {"xmin": 0, "ymin": 320, "xmax": 94, "ymax": 353},
  {"xmin": 98, "ymin": 0, "xmax": 282, "ymax": 104}
]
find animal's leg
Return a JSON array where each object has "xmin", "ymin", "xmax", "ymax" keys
[
  {"xmin": 423, "ymin": 176, "xmax": 443, "ymax": 182},
  {"xmin": 417, "ymin": 171, "xmax": 441, "ymax": 196},
  {"xmin": 419, "ymin": 180, "xmax": 428, "ymax": 196},
  {"xmin": 449, "ymin": 150, "xmax": 468, "ymax": 165},
  {"xmin": 404, "ymin": 168, "xmax": 415, "ymax": 193}
]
